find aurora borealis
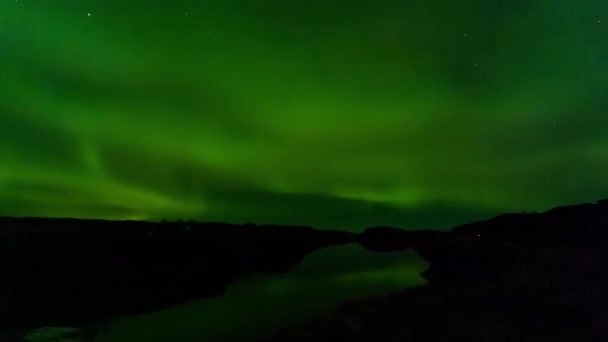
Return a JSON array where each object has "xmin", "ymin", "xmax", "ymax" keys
[{"xmin": 1, "ymin": 0, "xmax": 607, "ymax": 230}]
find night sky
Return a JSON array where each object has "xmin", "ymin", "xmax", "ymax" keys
[{"xmin": 1, "ymin": 0, "xmax": 607, "ymax": 230}]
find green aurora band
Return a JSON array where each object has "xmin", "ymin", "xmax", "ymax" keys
[{"xmin": 1, "ymin": 0, "xmax": 607, "ymax": 230}]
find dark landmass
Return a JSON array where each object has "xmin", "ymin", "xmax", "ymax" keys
[
  {"xmin": 4, "ymin": 198, "xmax": 608, "ymax": 341},
  {"xmin": 267, "ymin": 199, "xmax": 608, "ymax": 341},
  {"xmin": 0, "ymin": 217, "xmax": 355, "ymax": 336}
]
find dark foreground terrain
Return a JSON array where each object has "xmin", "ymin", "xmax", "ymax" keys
[
  {"xmin": 3, "ymin": 199, "xmax": 608, "ymax": 341},
  {"xmin": 0, "ymin": 218, "xmax": 355, "ymax": 339},
  {"xmin": 267, "ymin": 199, "xmax": 608, "ymax": 341}
]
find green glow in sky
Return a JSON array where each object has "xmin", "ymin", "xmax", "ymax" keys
[{"xmin": 1, "ymin": 0, "xmax": 607, "ymax": 230}]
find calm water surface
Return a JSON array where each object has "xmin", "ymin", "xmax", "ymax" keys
[{"xmin": 28, "ymin": 244, "xmax": 428, "ymax": 342}]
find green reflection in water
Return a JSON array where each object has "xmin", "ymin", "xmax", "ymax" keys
[{"xmin": 93, "ymin": 244, "xmax": 428, "ymax": 342}]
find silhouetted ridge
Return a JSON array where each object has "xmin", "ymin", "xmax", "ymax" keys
[
  {"xmin": 265, "ymin": 199, "xmax": 608, "ymax": 341},
  {"xmin": 450, "ymin": 199, "xmax": 608, "ymax": 245}
]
